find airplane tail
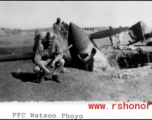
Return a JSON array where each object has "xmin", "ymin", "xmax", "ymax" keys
[{"xmin": 128, "ymin": 21, "xmax": 148, "ymax": 44}]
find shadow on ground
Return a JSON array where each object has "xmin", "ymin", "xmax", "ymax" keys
[
  {"xmin": 11, "ymin": 72, "xmax": 59, "ymax": 83},
  {"xmin": 11, "ymin": 72, "xmax": 38, "ymax": 83}
]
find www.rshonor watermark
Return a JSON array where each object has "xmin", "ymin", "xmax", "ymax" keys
[
  {"xmin": 88, "ymin": 101, "xmax": 151, "ymax": 110},
  {"xmin": 112, "ymin": 102, "xmax": 150, "ymax": 109}
]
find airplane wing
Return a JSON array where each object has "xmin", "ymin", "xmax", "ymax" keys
[
  {"xmin": 0, "ymin": 45, "xmax": 73, "ymax": 62},
  {"xmin": 89, "ymin": 27, "xmax": 129, "ymax": 39},
  {"xmin": 0, "ymin": 52, "xmax": 34, "ymax": 62}
]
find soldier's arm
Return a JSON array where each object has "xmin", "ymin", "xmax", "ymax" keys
[
  {"xmin": 61, "ymin": 25, "xmax": 67, "ymax": 33},
  {"xmin": 52, "ymin": 40, "xmax": 63, "ymax": 63},
  {"xmin": 34, "ymin": 44, "xmax": 44, "ymax": 63},
  {"xmin": 34, "ymin": 44, "xmax": 51, "ymax": 74},
  {"xmin": 61, "ymin": 25, "xmax": 66, "ymax": 31}
]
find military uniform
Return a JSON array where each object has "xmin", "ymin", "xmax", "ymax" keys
[
  {"xmin": 52, "ymin": 23, "xmax": 66, "ymax": 34},
  {"xmin": 33, "ymin": 34, "xmax": 65, "ymax": 83},
  {"xmin": 52, "ymin": 17, "xmax": 68, "ymax": 35}
]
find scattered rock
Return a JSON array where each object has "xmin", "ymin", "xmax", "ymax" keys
[
  {"xmin": 118, "ymin": 74, "xmax": 122, "ymax": 79},
  {"xmin": 17, "ymin": 69, "xmax": 21, "ymax": 73},
  {"xmin": 61, "ymin": 68, "xmax": 70, "ymax": 73},
  {"xmin": 147, "ymin": 101, "xmax": 152, "ymax": 105},
  {"xmin": 143, "ymin": 100, "xmax": 146, "ymax": 102},
  {"xmin": 130, "ymin": 95, "xmax": 135, "ymax": 98},
  {"xmin": 126, "ymin": 75, "xmax": 129, "ymax": 79}
]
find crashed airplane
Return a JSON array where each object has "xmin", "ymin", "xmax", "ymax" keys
[
  {"xmin": 0, "ymin": 22, "xmax": 130, "ymax": 71},
  {"xmin": 68, "ymin": 22, "xmax": 128, "ymax": 71},
  {"xmin": 106, "ymin": 21, "xmax": 152, "ymax": 68}
]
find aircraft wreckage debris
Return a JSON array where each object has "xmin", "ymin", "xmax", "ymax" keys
[
  {"xmin": 68, "ymin": 22, "xmax": 113, "ymax": 71},
  {"xmin": 0, "ymin": 21, "xmax": 152, "ymax": 72}
]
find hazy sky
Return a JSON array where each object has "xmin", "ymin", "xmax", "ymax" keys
[{"xmin": 0, "ymin": 1, "xmax": 152, "ymax": 29}]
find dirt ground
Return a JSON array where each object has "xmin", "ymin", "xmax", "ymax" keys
[
  {"xmin": 0, "ymin": 60, "xmax": 152, "ymax": 102},
  {"xmin": 0, "ymin": 34, "xmax": 152, "ymax": 102}
]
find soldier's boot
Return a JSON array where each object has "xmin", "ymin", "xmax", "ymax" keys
[
  {"xmin": 35, "ymin": 72, "xmax": 44, "ymax": 83},
  {"xmin": 52, "ymin": 75, "xmax": 61, "ymax": 83},
  {"xmin": 44, "ymin": 72, "xmax": 52, "ymax": 81}
]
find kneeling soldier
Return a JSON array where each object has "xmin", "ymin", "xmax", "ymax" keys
[{"xmin": 33, "ymin": 32, "xmax": 65, "ymax": 83}]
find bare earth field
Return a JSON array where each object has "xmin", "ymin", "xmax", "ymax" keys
[{"xmin": 0, "ymin": 34, "xmax": 152, "ymax": 102}]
